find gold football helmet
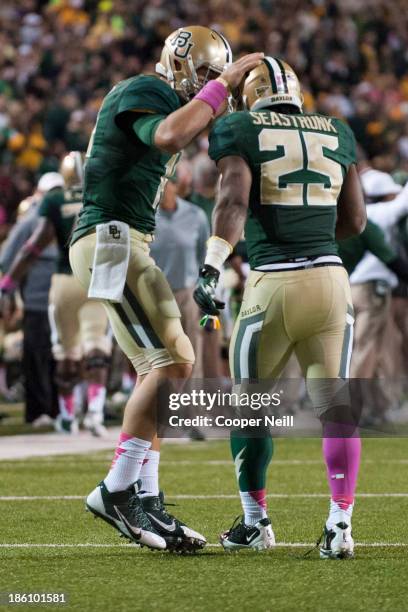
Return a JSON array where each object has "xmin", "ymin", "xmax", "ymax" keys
[
  {"xmin": 156, "ymin": 25, "xmax": 232, "ymax": 101},
  {"xmin": 243, "ymin": 57, "xmax": 303, "ymax": 112},
  {"xmin": 59, "ymin": 151, "xmax": 85, "ymax": 188}
]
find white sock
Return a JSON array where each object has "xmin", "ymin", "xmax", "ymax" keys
[
  {"xmin": 87, "ymin": 383, "xmax": 106, "ymax": 415},
  {"xmin": 138, "ymin": 449, "xmax": 160, "ymax": 498},
  {"xmin": 104, "ymin": 434, "xmax": 151, "ymax": 492},
  {"xmin": 239, "ymin": 491, "xmax": 267, "ymax": 526},
  {"xmin": 326, "ymin": 499, "xmax": 354, "ymax": 529}
]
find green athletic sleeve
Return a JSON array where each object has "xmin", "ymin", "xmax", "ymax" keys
[
  {"xmin": 362, "ymin": 219, "xmax": 396, "ymax": 263},
  {"xmin": 133, "ymin": 114, "xmax": 166, "ymax": 147},
  {"xmin": 208, "ymin": 113, "xmax": 250, "ymax": 164},
  {"xmin": 117, "ymin": 75, "xmax": 181, "ymax": 117}
]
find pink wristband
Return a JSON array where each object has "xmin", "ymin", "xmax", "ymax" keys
[
  {"xmin": 0, "ymin": 274, "xmax": 17, "ymax": 292},
  {"xmin": 194, "ymin": 80, "xmax": 228, "ymax": 114}
]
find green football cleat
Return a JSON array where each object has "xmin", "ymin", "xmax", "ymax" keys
[{"xmin": 54, "ymin": 415, "xmax": 78, "ymax": 435}]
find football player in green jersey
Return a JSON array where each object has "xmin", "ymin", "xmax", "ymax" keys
[
  {"xmin": 0, "ymin": 152, "xmax": 112, "ymax": 437},
  {"xmin": 68, "ymin": 25, "xmax": 264, "ymax": 552},
  {"xmin": 194, "ymin": 57, "xmax": 366, "ymax": 558}
]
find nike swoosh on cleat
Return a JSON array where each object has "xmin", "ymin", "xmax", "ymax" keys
[
  {"xmin": 114, "ymin": 507, "xmax": 142, "ymax": 540},
  {"xmin": 245, "ymin": 532, "xmax": 259, "ymax": 544},
  {"xmin": 147, "ymin": 513, "xmax": 177, "ymax": 532}
]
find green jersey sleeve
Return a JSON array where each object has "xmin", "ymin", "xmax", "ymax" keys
[
  {"xmin": 362, "ymin": 219, "xmax": 396, "ymax": 263},
  {"xmin": 38, "ymin": 191, "xmax": 61, "ymax": 222},
  {"xmin": 117, "ymin": 75, "xmax": 181, "ymax": 118},
  {"xmin": 208, "ymin": 113, "xmax": 250, "ymax": 163},
  {"xmin": 333, "ymin": 119, "xmax": 357, "ymax": 169},
  {"xmin": 133, "ymin": 114, "xmax": 165, "ymax": 147}
]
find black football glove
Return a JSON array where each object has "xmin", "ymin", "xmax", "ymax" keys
[{"xmin": 193, "ymin": 264, "xmax": 225, "ymax": 317}]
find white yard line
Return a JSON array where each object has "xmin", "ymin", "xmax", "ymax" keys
[
  {"xmin": 2, "ymin": 458, "xmax": 408, "ymax": 467},
  {"xmin": 0, "ymin": 493, "xmax": 407, "ymax": 501},
  {"xmin": 0, "ymin": 542, "xmax": 406, "ymax": 549}
]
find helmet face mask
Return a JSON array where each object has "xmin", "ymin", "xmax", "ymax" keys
[
  {"xmin": 243, "ymin": 57, "xmax": 303, "ymax": 113},
  {"xmin": 156, "ymin": 26, "xmax": 232, "ymax": 102}
]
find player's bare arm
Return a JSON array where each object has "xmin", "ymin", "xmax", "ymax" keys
[
  {"xmin": 336, "ymin": 163, "xmax": 366, "ymax": 239},
  {"xmin": 193, "ymin": 156, "xmax": 252, "ymax": 318},
  {"xmin": 155, "ymin": 53, "xmax": 264, "ymax": 153},
  {"xmin": 212, "ymin": 156, "xmax": 252, "ymax": 245}
]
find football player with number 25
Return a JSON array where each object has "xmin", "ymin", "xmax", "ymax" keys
[{"xmin": 194, "ymin": 57, "xmax": 366, "ymax": 558}]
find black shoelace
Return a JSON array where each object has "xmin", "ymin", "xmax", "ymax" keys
[
  {"xmin": 303, "ymin": 531, "xmax": 324, "ymax": 558},
  {"xmin": 226, "ymin": 515, "xmax": 246, "ymax": 537},
  {"xmin": 128, "ymin": 495, "xmax": 154, "ymax": 530}
]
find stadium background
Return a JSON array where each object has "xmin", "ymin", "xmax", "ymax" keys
[
  {"xmin": 0, "ymin": 1, "xmax": 408, "ymax": 611},
  {"xmin": 1, "ymin": 0, "xmax": 408, "ymax": 222}
]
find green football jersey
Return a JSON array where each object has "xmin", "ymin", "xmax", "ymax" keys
[
  {"xmin": 337, "ymin": 219, "xmax": 395, "ymax": 275},
  {"xmin": 208, "ymin": 110, "xmax": 357, "ymax": 268},
  {"xmin": 71, "ymin": 75, "xmax": 181, "ymax": 244},
  {"xmin": 39, "ymin": 187, "xmax": 83, "ymax": 274}
]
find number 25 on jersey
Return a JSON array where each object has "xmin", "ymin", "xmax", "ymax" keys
[{"xmin": 259, "ymin": 128, "xmax": 343, "ymax": 207}]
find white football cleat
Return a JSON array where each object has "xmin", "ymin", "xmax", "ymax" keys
[
  {"xmin": 320, "ymin": 521, "xmax": 354, "ymax": 559},
  {"xmin": 220, "ymin": 516, "xmax": 275, "ymax": 551},
  {"xmin": 83, "ymin": 412, "xmax": 107, "ymax": 437},
  {"xmin": 86, "ymin": 481, "xmax": 166, "ymax": 550},
  {"xmin": 141, "ymin": 491, "xmax": 206, "ymax": 553}
]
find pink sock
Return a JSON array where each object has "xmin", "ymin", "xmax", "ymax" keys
[
  {"xmin": 322, "ymin": 428, "xmax": 361, "ymax": 509},
  {"xmin": 87, "ymin": 383, "xmax": 106, "ymax": 415},
  {"xmin": 59, "ymin": 394, "xmax": 75, "ymax": 421},
  {"xmin": 104, "ymin": 432, "xmax": 151, "ymax": 492},
  {"xmin": 240, "ymin": 489, "xmax": 268, "ymax": 526}
]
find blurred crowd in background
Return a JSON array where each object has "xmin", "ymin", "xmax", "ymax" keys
[
  {"xmin": 1, "ymin": 0, "xmax": 408, "ymax": 225},
  {"xmin": 1, "ymin": 0, "xmax": 408, "ymax": 430}
]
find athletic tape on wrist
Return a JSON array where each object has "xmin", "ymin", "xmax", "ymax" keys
[
  {"xmin": 204, "ymin": 236, "xmax": 233, "ymax": 272},
  {"xmin": 194, "ymin": 80, "xmax": 228, "ymax": 114}
]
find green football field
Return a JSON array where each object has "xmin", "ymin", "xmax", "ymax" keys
[{"xmin": 1, "ymin": 437, "xmax": 408, "ymax": 611}]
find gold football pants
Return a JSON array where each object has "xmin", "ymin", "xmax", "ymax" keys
[
  {"xmin": 49, "ymin": 273, "xmax": 111, "ymax": 361},
  {"xmin": 230, "ymin": 266, "xmax": 354, "ymax": 380},
  {"xmin": 69, "ymin": 229, "xmax": 194, "ymax": 376}
]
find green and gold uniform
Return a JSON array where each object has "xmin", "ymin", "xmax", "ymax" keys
[
  {"xmin": 71, "ymin": 76, "xmax": 181, "ymax": 244},
  {"xmin": 338, "ymin": 219, "xmax": 395, "ymax": 276},
  {"xmin": 209, "ymin": 110, "xmax": 356, "ymax": 269},
  {"xmin": 39, "ymin": 188, "xmax": 110, "ymax": 361},
  {"xmin": 39, "ymin": 187, "xmax": 82, "ymax": 274},
  {"xmin": 209, "ymin": 110, "xmax": 357, "ymax": 380},
  {"xmin": 69, "ymin": 75, "xmax": 194, "ymax": 375}
]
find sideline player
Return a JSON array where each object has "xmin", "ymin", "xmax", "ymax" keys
[
  {"xmin": 194, "ymin": 57, "xmax": 366, "ymax": 558},
  {"xmin": 0, "ymin": 152, "xmax": 112, "ymax": 436},
  {"xmin": 68, "ymin": 26, "xmax": 263, "ymax": 551}
]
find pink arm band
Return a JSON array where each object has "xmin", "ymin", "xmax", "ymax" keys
[
  {"xmin": 0, "ymin": 274, "xmax": 17, "ymax": 291},
  {"xmin": 194, "ymin": 80, "xmax": 228, "ymax": 114}
]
